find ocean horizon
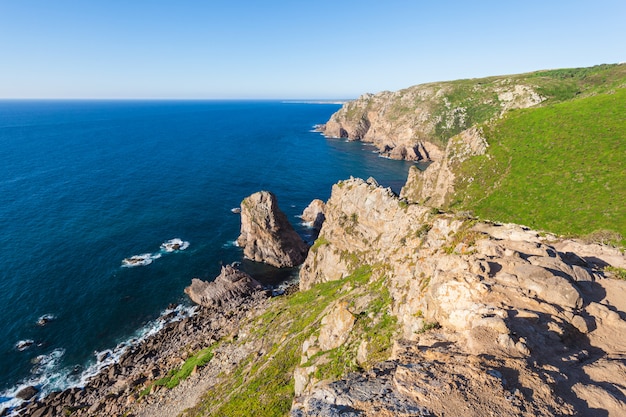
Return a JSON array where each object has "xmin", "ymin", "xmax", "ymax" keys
[{"xmin": 0, "ymin": 100, "xmax": 416, "ymax": 407}]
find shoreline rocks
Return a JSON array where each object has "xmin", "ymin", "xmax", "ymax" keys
[
  {"xmin": 185, "ymin": 263, "xmax": 264, "ymax": 308},
  {"xmin": 11, "ymin": 290, "xmax": 272, "ymax": 417},
  {"xmin": 301, "ymin": 199, "xmax": 326, "ymax": 231}
]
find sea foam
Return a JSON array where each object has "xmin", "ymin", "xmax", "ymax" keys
[{"xmin": 0, "ymin": 304, "xmax": 196, "ymax": 415}]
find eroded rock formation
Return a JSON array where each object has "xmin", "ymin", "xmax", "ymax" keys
[
  {"xmin": 294, "ymin": 176, "xmax": 626, "ymax": 417},
  {"xmin": 400, "ymin": 126, "xmax": 489, "ymax": 207},
  {"xmin": 319, "ymin": 78, "xmax": 543, "ymax": 161},
  {"xmin": 237, "ymin": 191, "xmax": 308, "ymax": 268},
  {"xmin": 301, "ymin": 199, "xmax": 326, "ymax": 230},
  {"xmin": 185, "ymin": 263, "xmax": 263, "ymax": 308}
]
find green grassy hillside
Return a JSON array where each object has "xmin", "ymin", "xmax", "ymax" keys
[{"xmin": 452, "ymin": 85, "xmax": 625, "ymax": 244}]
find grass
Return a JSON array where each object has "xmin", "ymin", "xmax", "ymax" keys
[
  {"xmin": 604, "ymin": 266, "xmax": 626, "ymax": 280},
  {"xmin": 140, "ymin": 346, "xmax": 215, "ymax": 396},
  {"xmin": 431, "ymin": 78, "xmax": 502, "ymax": 144},
  {"xmin": 183, "ymin": 266, "xmax": 381, "ymax": 417},
  {"xmin": 310, "ymin": 235, "xmax": 330, "ymax": 252},
  {"xmin": 529, "ymin": 64, "xmax": 626, "ymax": 102},
  {"xmin": 453, "ymin": 87, "xmax": 626, "ymax": 245}
]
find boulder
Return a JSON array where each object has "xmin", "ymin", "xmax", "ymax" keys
[
  {"xmin": 15, "ymin": 385, "xmax": 38, "ymax": 401},
  {"xmin": 237, "ymin": 191, "xmax": 308, "ymax": 268},
  {"xmin": 185, "ymin": 263, "xmax": 263, "ymax": 308},
  {"xmin": 318, "ymin": 302, "xmax": 355, "ymax": 351},
  {"xmin": 301, "ymin": 199, "xmax": 326, "ymax": 230}
]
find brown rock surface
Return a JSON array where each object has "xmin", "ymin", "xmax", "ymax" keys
[
  {"xmin": 184, "ymin": 263, "xmax": 263, "ymax": 308},
  {"xmin": 295, "ymin": 176, "xmax": 626, "ymax": 417},
  {"xmin": 301, "ymin": 199, "xmax": 326, "ymax": 230},
  {"xmin": 237, "ymin": 191, "xmax": 308, "ymax": 268}
]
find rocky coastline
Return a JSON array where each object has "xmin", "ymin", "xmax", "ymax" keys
[
  {"xmin": 9, "ymin": 286, "xmax": 273, "ymax": 417},
  {"xmin": 8, "ymin": 178, "xmax": 626, "ymax": 417}
]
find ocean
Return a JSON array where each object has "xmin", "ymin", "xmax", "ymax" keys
[{"xmin": 0, "ymin": 100, "xmax": 415, "ymax": 405}]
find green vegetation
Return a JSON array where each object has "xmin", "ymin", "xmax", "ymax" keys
[
  {"xmin": 417, "ymin": 321, "xmax": 441, "ymax": 334},
  {"xmin": 529, "ymin": 64, "xmax": 625, "ymax": 102},
  {"xmin": 141, "ymin": 346, "xmax": 215, "ymax": 395},
  {"xmin": 604, "ymin": 266, "xmax": 626, "ymax": 280},
  {"xmin": 431, "ymin": 78, "xmax": 502, "ymax": 144},
  {"xmin": 183, "ymin": 264, "xmax": 396, "ymax": 417},
  {"xmin": 310, "ymin": 235, "xmax": 330, "ymax": 252},
  {"xmin": 452, "ymin": 86, "xmax": 625, "ymax": 244}
]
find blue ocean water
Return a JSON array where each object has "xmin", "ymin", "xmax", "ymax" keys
[{"xmin": 0, "ymin": 100, "xmax": 415, "ymax": 402}]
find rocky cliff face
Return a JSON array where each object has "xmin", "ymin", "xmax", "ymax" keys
[
  {"xmin": 19, "ymin": 177, "xmax": 626, "ymax": 417},
  {"xmin": 400, "ymin": 126, "xmax": 489, "ymax": 207},
  {"xmin": 237, "ymin": 191, "xmax": 309, "ymax": 268},
  {"xmin": 294, "ymin": 177, "xmax": 626, "ymax": 416},
  {"xmin": 320, "ymin": 77, "xmax": 544, "ymax": 161}
]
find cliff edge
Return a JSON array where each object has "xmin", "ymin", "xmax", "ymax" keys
[
  {"xmin": 319, "ymin": 74, "xmax": 544, "ymax": 161},
  {"xmin": 293, "ymin": 177, "xmax": 626, "ymax": 417}
]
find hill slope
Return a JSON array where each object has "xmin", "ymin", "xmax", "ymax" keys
[
  {"xmin": 450, "ymin": 88, "xmax": 626, "ymax": 241},
  {"xmin": 327, "ymin": 63, "xmax": 626, "ymax": 242}
]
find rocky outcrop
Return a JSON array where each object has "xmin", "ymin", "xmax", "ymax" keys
[
  {"xmin": 400, "ymin": 126, "xmax": 489, "ymax": 207},
  {"xmin": 295, "ymin": 176, "xmax": 626, "ymax": 416},
  {"xmin": 237, "ymin": 191, "xmax": 308, "ymax": 268},
  {"xmin": 320, "ymin": 77, "xmax": 544, "ymax": 161},
  {"xmin": 185, "ymin": 263, "xmax": 263, "ymax": 308},
  {"xmin": 301, "ymin": 199, "xmax": 326, "ymax": 230}
]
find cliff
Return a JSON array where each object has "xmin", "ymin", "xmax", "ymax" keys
[
  {"xmin": 400, "ymin": 65, "xmax": 626, "ymax": 241},
  {"xmin": 293, "ymin": 177, "xmax": 626, "ymax": 416},
  {"xmin": 320, "ymin": 73, "xmax": 544, "ymax": 161},
  {"xmin": 16, "ymin": 177, "xmax": 626, "ymax": 417}
]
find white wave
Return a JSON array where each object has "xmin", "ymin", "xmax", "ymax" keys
[
  {"xmin": 36, "ymin": 314, "xmax": 56, "ymax": 326},
  {"xmin": 160, "ymin": 238, "xmax": 190, "ymax": 253},
  {"xmin": 0, "ymin": 348, "xmax": 67, "ymax": 415},
  {"xmin": 77, "ymin": 303, "xmax": 196, "ymax": 387},
  {"xmin": 15, "ymin": 340, "xmax": 34, "ymax": 352},
  {"xmin": 223, "ymin": 240, "xmax": 239, "ymax": 248},
  {"xmin": 0, "ymin": 305, "xmax": 197, "ymax": 415},
  {"xmin": 121, "ymin": 253, "xmax": 161, "ymax": 267},
  {"xmin": 30, "ymin": 349, "xmax": 65, "ymax": 377}
]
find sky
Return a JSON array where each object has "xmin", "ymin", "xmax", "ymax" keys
[{"xmin": 0, "ymin": 0, "xmax": 624, "ymax": 99}]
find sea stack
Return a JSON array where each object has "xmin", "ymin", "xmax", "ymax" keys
[{"xmin": 237, "ymin": 191, "xmax": 308, "ymax": 268}]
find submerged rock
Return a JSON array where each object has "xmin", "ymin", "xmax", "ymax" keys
[
  {"xmin": 237, "ymin": 191, "xmax": 308, "ymax": 268},
  {"xmin": 185, "ymin": 263, "xmax": 263, "ymax": 308}
]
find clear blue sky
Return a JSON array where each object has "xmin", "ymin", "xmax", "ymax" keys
[{"xmin": 1, "ymin": 0, "xmax": 624, "ymax": 99}]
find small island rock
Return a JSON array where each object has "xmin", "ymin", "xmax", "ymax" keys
[{"xmin": 237, "ymin": 191, "xmax": 308, "ymax": 268}]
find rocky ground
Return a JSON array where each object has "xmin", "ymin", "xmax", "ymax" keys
[
  {"xmin": 293, "ymin": 177, "xmax": 626, "ymax": 417},
  {"xmin": 8, "ymin": 291, "xmax": 270, "ymax": 417}
]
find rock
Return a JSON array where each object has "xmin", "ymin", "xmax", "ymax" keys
[
  {"xmin": 513, "ymin": 264, "xmax": 582, "ymax": 310},
  {"xmin": 301, "ymin": 199, "xmax": 326, "ymax": 230},
  {"xmin": 184, "ymin": 263, "xmax": 263, "ymax": 308},
  {"xmin": 320, "ymin": 77, "xmax": 540, "ymax": 162},
  {"xmin": 15, "ymin": 385, "xmax": 38, "ymax": 400},
  {"xmin": 318, "ymin": 302, "xmax": 355, "ymax": 351},
  {"xmin": 237, "ymin": 191, "xmax": 309, "ymax": 268}
]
